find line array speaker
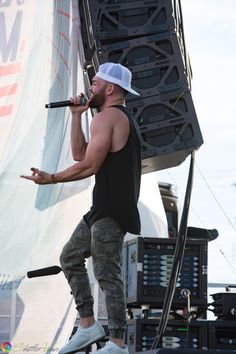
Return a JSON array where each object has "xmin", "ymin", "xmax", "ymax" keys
[
  {"xmin": 81, "ymin": 0, "xmax": 175, "ymax": 48},
  {"xmin": 79, "ymin": 0, "xmax": 204, "ymax": 173}
]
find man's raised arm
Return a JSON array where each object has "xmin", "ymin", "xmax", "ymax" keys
[{"xmin": 70, "ymin": 95, "xmax": 90, "ymax": 161}]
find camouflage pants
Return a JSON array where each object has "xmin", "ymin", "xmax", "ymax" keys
[{"xmin": 59, "ymin": 217, "xmax": 126, "ymax": 339}]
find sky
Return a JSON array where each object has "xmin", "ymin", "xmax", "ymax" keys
[{"xmin": 157, "ymin": 0, "xmax": 236, "ymax": 285}]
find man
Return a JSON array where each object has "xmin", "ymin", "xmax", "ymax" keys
[{"xmin": 21, "ymin": 62, "xmax": 141, "ymax": 354}]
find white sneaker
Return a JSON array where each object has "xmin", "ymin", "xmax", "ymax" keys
[
  {"xmin": 59, "ymin": 321, "xmax": 106, "ymax": 354},
  {"xmin": 95, "ymin": 341, "xmax": 129, "ymax": 354}
]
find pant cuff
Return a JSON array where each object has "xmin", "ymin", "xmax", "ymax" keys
[
  {"xmin": 109, "ymin": 329, "xmax": 125, "ymax": 339},
  {"xmin": 76, "ymin": 306, "xmax": 94, "ymax": 318}
]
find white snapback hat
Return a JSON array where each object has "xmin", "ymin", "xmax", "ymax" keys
[{"xmin": 96, "ymin": 62, "xmax": 140, "ymax": 96}]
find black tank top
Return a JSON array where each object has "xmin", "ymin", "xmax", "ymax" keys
[{"xmin": 84, "ymin": 105, "xmax": 141, "ymax": 234}]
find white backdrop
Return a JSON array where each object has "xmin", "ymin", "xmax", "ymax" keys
[{"xmin": 0, "ymin": 1, "xmax": 91, "ymax": 352}]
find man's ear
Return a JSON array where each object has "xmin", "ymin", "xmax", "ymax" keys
[{"xmin": 106, "ymin": 83, "xmax": 115, "ymax": 96}]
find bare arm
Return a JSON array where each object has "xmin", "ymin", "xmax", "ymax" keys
[
  {"xmin": 20, "ymin": 111, "xmax": 113, "ymax": 184},
  {"xmin": 70, "ymin": 95, "xmax": 90, "ymax": 161},
  {"xmin": 70, "ymin": 112, "xmax": 88, "ymax": 161}
]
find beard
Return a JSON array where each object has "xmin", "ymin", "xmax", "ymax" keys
[{"xmin": 89, "ymin": 91, "xmax": 106, "ymax": 109}]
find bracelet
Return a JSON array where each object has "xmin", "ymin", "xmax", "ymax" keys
[{"xmin": 50, "ymin": 173, "xmax": 58, "ymax": 184}]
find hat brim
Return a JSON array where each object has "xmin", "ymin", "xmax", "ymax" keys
[{"xmin": 96, "ymin": 72, "xmax": 140, "ymax": 96}]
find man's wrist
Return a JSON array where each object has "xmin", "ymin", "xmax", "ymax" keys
[{"xmin": 50, "ymin": 173, "xmax": 58, "ymax": 184}]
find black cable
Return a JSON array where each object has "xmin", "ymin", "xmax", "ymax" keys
[
  {"xmin": 174, "ymin": 0, "xmax": 192, "ymax": 89},
  {"xmin": 151, "ymin": 151, "xmax": 195, "ymax": 349},
  {"xmin": 152, "ymin": 152, "xmax": 195, "ymax": 348}
]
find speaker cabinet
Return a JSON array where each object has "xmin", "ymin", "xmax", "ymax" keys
[
  {"xmin": 79, "ymin": 0, "xmax": 204, "ymax": 173},
  {"xmin": 82, "ymin": 0, "xmax": 175, "ymax": 44},
  {"xmin": 96, "ymin": 32, "xmax": 189, "ymax": 97},
  {"xmin": 127, "ymin": 89, "xmax": 202, "ymax": 172}
]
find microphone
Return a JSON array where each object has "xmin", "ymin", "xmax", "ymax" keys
[
  {"xmin": 27, "ymin": 265, "xmax": 62, "ymax": 278},
  {"xmin": 45, "ymin": 96, "xmax": 87, "ymax": 109}
]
